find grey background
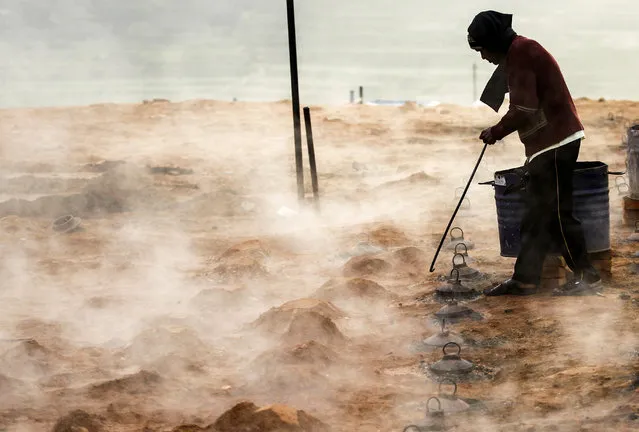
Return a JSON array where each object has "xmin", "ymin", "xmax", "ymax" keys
[{"xmin": 0, "ymin": 0, "xmax": 635, "ymax": 107}]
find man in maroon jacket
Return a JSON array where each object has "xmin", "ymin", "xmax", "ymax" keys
[{"xmin": 468, "ymin": 10, "xmax": 602, "ymax": 296}]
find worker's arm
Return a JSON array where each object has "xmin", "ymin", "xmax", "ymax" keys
[
  {"xmin": 490, "ymin": 52, "xmax": 540, "ymax": 140},
  {"xmin": 490, "ymin": 105, "xmax": 533, "ymax": 140}
]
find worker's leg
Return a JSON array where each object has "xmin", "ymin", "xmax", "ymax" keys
[
  {"xmin": 484, "ymin": 155, "xmax": 555, "ymax": 296},
  {"xmin": 551, "ymin": 141, "xmax": 602, "ymax": 295},
  {"xmin": 512, "ymin": 152, "xmax": 557, "ymax": 285}
]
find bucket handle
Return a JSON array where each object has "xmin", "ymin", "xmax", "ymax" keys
[
  {"xmin": 452, "ymin": 253, "xmax": 467, "ymax": 268},
  {"xmin": 402, "ymin": 426, "xmax": 421, "ymax": 432},
  {"xmin": 478, "ymin": 180, "xmax": 495, "ymax": 186},
  {"xmin": 442, "ymin": 341, "xmax": 461, "ymax": 356},
  {"xmin": 426, "ymin": 397, "xmax": 442, "ymax": 414},
  {"xmin": 454, "ymin": 243, "xmax": 468, "ymax": 256},
  {"xmin": 608, "ymin": 171, "xmax": 626, "ymax": 176},
  {"xmin": 438, "ymin": 378, "xmax": 458, "ymax": 397},
  {"xmin": 450, "ymin": 227, "xmax": 464, "ymax": 240}
]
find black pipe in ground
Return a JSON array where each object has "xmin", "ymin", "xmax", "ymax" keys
[
  {"xmin": 286, "ymin": 0, "xmax": 305, "ymax": 203},
  {"xmin": 303, "ymin": 107, "xmax": 320, "ymax": 212}
]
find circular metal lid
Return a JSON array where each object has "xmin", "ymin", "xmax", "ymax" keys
[
  {"xmin": 437, "ymin": 268, "xmax": 475, "ymax": 295},
  {"xmin": 52, "ymin": 215, "xmax": 82, "ymax": 233},
  {"xmin": 429, "ymin": 342, "xmax": 474, "ymax": 375},
  {"xmin": 437, "ymin": 379, "xmax": 470, "ymax": 413},
  {"xmin": 434, "ymin": 301, "xmax": 473, "ymax": 319},
  {"xmin": 423, "ymin": 330, "xmax": 464, "ymax": 347},
  {"xmin": 445, "ymin": 227, "xmax": 475, "ymax": 250},
  {"xmin": 402, "ymin": 397, "xmax": 446, "ymax": 432},
  {"xmin": 448, "ymin": 254, "xmax": 481, "ymax": 280}
]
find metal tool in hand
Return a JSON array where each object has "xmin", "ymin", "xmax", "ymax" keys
[{"xmin": 430, "ymin": 143, "xmax": 488, "ymax": 272}]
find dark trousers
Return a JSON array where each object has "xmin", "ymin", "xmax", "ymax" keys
[{"xmin": 513, "ymin": 140, "xmax": 599, "ymax": 285}]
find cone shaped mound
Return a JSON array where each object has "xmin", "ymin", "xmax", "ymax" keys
[
  {"xmin": 367, "ymin": 224, "xmax": 410, "ymax": 247},
  {"xmin": 212, "ymin": 401, "xmax": 330, "ymax": 432},
  {"xmin": 342, "ymin": 255, "xmax": 392, "ymax": 277},
  {"xmin": 314, "ymin": 278, "xmax": 396, "ymax": 302},
  {"xmin": 282, "ymin": 311, "xmax": 348, "ymax": 347},
  {"xmin": 253, "ymin": 340, "xmax": 341, "ymax": 370},
  {"xmin": 252, "ymin": 298, "xmax": 346, "ymax": 335}
]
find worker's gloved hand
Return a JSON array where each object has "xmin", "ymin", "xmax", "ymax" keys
[
  {"xmin": 479, "ymin": 127, "xmax": 497, "ymax": 145},
  {"xmin": 504, "ymin": 167, "xmax": 530, "ymax": 195}
]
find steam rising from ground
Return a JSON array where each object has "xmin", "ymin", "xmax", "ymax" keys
[{"xmin": 0, "ymin": 99, "xmax": 637, "ymax": 431}]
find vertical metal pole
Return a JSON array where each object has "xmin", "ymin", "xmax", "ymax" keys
[
  {"xmin": 303, "ymin": 107, "xmax": 320, "ymax": 212},
  {"xmin": 286, "ymin": 0, "xmax": 305, "ymax": 203},
  {"xmin": 359, "ymin": 86, "xmax": 364, "ymax": 104},
  {"xmin": 472, "ymin": 63, "xmax": 477, "ymax": 102}
]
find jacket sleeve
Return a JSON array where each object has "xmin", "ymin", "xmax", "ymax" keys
[{"xmin": 490, "ymin": 45, "xmax": 540, "ymax": 140}]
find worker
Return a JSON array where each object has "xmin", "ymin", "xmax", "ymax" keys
[{"xmin": 467, "ymin": 10, "xmax": 602, "ymax": 296}]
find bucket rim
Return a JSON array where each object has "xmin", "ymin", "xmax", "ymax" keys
[{"xmin": 495, "ymin": 161, "xmax": 609, "ymax": 177}]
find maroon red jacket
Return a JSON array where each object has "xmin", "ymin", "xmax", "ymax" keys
[{"xmin": 490, "ymin": 36, "xmax": 583, "ymax": 156}]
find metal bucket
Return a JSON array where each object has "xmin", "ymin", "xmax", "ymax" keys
[
  {"xmin": 627, "ymin": 124, "xmax": 639, "ymax": 198},
  {"xmin": 486, "ymin": 161, "xmax": 613, "ymax": 258}
]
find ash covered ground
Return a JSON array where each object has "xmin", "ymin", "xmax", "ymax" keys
[{"xmin": 0, "ymin": 98, "xmax": 637, "ymax": 431}]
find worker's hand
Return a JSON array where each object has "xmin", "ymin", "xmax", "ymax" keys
[{"xmin": 479, "ymin": 127, "xmax": 497, "ymax": 145}]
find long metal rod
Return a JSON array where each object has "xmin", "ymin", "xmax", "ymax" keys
[
  {"xmin": 430, "ymin": 143, "xmax": 488, "ymax": 272},
  {"xmin": 303, "ymin": 107, "xmax": 320, "ymax": 212},
  {"xmin": 286, "ymin": 0, "xmax": 305, "ymax": 202}
]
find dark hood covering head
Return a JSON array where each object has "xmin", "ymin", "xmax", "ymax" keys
[{"xmin": 467, "ymin": 10, "xmax": 517, "ymax": 53}]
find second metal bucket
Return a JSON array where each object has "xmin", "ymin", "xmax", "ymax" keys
[
  {"xmin": 627, "ymin": 123, "xmax": 639, "ymax": 199},
  {"xmin": 483, "ymin": 161, "xmax": 614, "ymax": 258}
]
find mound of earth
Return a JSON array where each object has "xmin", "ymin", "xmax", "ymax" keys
[
  {"xmin": 0, "ymin": 193, "xmax": 91, "ymax": 219},
  {"xmin": 212, "ymin": 401, "xmax": 330, "ymax": 432},
  {"xmin": 392, "ymin": 246, "xmax": 428, "ymax": 265},
  {"xmin": 252, "ymin": 298, "xmax": 345, "ymax": 335},
  {"xmin": 373, "ymin": 171, "xmax": 439, "ymax": 193},
  {"xmin": 392, "ymin": 246, "xmax": 429, "ymax": 277},
  {"xmin": 87, "ymin": 370, "xmax": 162, "ymax": 398},
  {"xmin": 0, "ymin": 163, "xmax": 176, "ymax": 218},
  {"xmin": 119, "ymin": 327, "xmax": 211, "ymax": 364},
  {"xmin": 342, "ymin": 255, "xmax": 392, "ymax": 277},
  {"xmin": 210, "ymin": 240, "xmax": 270, "ymax": 282},
  {"xmin": 367, "ymin": 224, "xmax": 410, "ymax": 247},
  {"xmin": 282, "ymin": 311, "xmax": 347, "ymax": 347},
  {"xmin": 314, "ymin": 278, "xmax": 395, "ymax": 302},
  {"xmin": 52, "ymin": 409, "xmax": 105, "ymax": 432},
  {"xmin": 253, "ymin": 340, "xmax": 341, "ymax": 371},
  {"xmin": 0, "ymin": 339, "xmax": 56, "ymax": 380},
  {"xmin": 216, "ymin": 240, "xmax": 270, "ymax": 262},
  {"xmin": 172, "ymin": 425, "xmax": 212, "ymax": 432},
  {"xmin": 14, "ymin": 318, "xmax": 64, "ymax": 340},
  {"xmin": 211, "ymin": 255, "xmax": 268, "ymax": 282}
]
